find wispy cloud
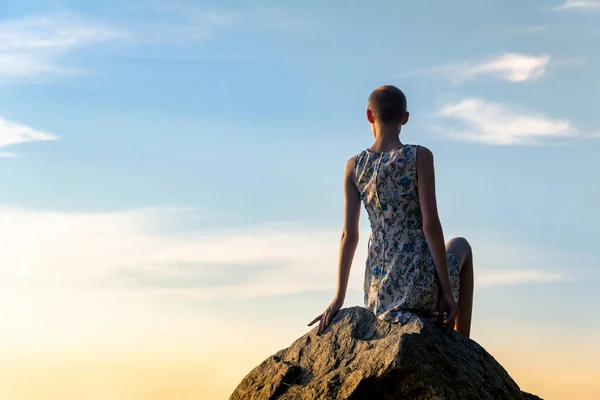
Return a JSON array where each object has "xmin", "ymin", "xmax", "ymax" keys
[
  {"xmin": 403, "ymin": 53, "xmax": 552, "ymax": 84},
  {"xmin": 434, "ymin": 98, "xmax": 585, "ymax": 145},
  {"xmin": 134, "ymin": 2, "xmax": 241, "ymax": 42},
  {"xmin": 135, "ymin": 0, "xmax": 311, "ymax": 44},
  {"xmin": 0, "ymin": 207, "xmax": 337, "ymax": 297},
  {"xmin": 477, "ymin": 270, "xmax": 564, "ymax": 287},
  {"xmin": 461, "ymin": 53, "xmax": 551, "ymax": 83},
  {"xmin": 0, "ymin": 207, "xmax": 571, "ymax": 299},
  {"xmin": 0, "ymin": 13, "xmax": 124, "ymax": 81},
  {"xmin": 554, "ymin": 1, "xmax": 600, "ymax": 11},
  {"xmin": 0, "ymin": 117, "xmax": 59, "ymax": 157},
  {"xmin": 0, "ymin": 5, "xmax": 310, "ymax": 73}
]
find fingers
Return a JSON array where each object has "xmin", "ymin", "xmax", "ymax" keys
[
  {"xmin": 308, "ymin": 314, "xmax": 322, "ymax": 327},
  {"xmin": 318, "ymin": 310, "xmax": 329, "ymax": 335},
  {"xmin": 325, "ymin": 308, "xmax": 334, "ymax": 328},
  {"xmin": 442, "ymin": 313, "xmax": 454, "ymax": 329},
  {"xmin": 442, "ymin": 308, "xmax": 458, "ymax": 336},
  {"xmin": 442, "ymin": 312, "xmax": 454, "ymax": 328},
  {"xmin": 312, "ymin": 303, "xmax": 341, "ymax": 335},
  {"xmin": 437, "ymin": 309, "xmax": 444, "ymax": 327}
]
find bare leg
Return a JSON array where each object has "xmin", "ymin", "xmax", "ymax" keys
[{"xmin": 446, "ymin": 237, "xmax": 474, "ymax": 338}]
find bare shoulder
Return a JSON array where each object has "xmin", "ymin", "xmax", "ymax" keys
[
  {"xmin": 416, "ymin": 146, "xmax": 435, "ymax": 184},
  {"xmin": 345, "ymin": 155, "xmax": 357, "ymax": 173},
  {"xmin": 346, "ymin": 155, "xmax": 357, "ymax": 165},
  {"xmin": 416, "ymin": 145, "xmax": 434, "ymax": 162}
]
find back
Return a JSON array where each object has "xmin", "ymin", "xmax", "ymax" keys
[
  {"xmin": 353, "ymin": 144, "xmax": 422, "ymax": 235},
  {"xmin": 353, "ymin": 144, "xmax": 447, "ymax": 324}
]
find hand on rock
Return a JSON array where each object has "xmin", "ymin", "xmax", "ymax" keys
[
  {"xmin": 437, "ymin": 291, "xmax": 458, "ymax": 337},
  {"xmin": 308, "ymin": 297, "xmax": 344, "ymax": 335}
]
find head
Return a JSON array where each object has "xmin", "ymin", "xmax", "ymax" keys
[{"xmin": 367, "ymin": 85, "xmax": 410, "ymax": 137}]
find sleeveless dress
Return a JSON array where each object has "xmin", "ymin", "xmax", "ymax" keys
[{"xmin": 353, "ymin": 144, "xmax": 461, "ymax": 325}]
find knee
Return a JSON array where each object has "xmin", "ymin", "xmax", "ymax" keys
[{"xmin": 446, "ymin": 237, "xmax": 472, "ymax": 254}]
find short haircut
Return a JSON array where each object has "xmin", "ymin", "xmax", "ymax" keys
[{"xmin": 367, "ymin": 85, "xmax": 407, "ymax": 124}]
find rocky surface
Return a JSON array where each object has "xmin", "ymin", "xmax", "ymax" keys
[{"xmin": 230, "ymin": 307, "xmax": 542, "ymax": 400}]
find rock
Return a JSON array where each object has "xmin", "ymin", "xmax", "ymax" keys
[{"xmin": 230, "ymin": 307, "xmax": 542, "ymax": 400}]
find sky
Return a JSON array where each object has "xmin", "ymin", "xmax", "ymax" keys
[{"xmin": 1, "ymin": 0, "xmax": 599, "ymax": 399}]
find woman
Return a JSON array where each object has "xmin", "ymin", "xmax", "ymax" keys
[{"xmin": 309, "ymin": 85, "xmax": 474, "ymax": 338}]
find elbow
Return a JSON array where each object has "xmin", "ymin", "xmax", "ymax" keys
[{"xmin": 341, "ymin": 230, "xmax": 359, "ymax": 245}]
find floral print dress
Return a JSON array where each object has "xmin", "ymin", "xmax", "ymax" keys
[{"xmin": 353, "ymin": 144, "xmax": 461, "ymax": 324}]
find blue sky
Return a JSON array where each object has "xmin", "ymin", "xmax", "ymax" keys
[{"xmin": 1, "ymin": 1, "xmax": 600, "ymax": 399}]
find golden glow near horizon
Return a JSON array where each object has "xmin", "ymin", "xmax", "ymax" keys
[
  {"xmin": 0, "ymin": 325, "xmax": 598, "ymax": 400},
  {"xmin": 1, "ymin": 284, "xmax": 598, "ymax": 400}
]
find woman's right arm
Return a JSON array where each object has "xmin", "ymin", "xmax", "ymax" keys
[
  {"xmin": 308, "ymin": 156, "xmax": 361, "ymax": 335},
  {"xmin": 416, "ymin": 146, "xmax": 457, "ymax": 333}
]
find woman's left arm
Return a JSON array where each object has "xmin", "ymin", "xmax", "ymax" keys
[{"xmin": 308, "ymin": 157, "xmax": 361, "ymax": 335}]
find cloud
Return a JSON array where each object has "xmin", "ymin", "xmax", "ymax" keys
[
  {"xmin": 460, "ymin": 53, "xmax": 551, "ymax": 83},
  {"xmin": 0, "ymin": 117, "xmax": 59, "ymax": 156},
  {"xmin": 0, "ymin": 5, "xmax": 310, "ymax": 72},
  {"xmin": 0, "ymin": 207, "xmax": 584, "ymax": 354},
  {"xmin": 147, "ymin": 0, "xmax": 310, "ymax": 29},
  {"xmin": 0, "ymin": 207, "xmax": 336, "ymax": 294},
  {"xmin": 554, "ymin": 1, "xmax": 600, "ymax": 11},
  {"xmin": 133, "ymin": 2, "xmax": 241, "ymax": 43},
  {"xmin": 0, "ymin": 206, "xmax": 571, "ymax": 299},
  {"xmin": 0, "ymin": 13, "xmax": 124, "ymax": 81},
  {"xmin": 434, "ymin": 98, "xmax": 582, "ymax": 145},
  {"xmin": 134, "ymin": 1, "xmax": 311, "ymax": 44},
  {"xmin": 477, "ymin": 270, "xmax": 564, "ymax": 287},
  {"xmin": 403, "ymin": 53, "xmax": 551, "ymax": 84}
]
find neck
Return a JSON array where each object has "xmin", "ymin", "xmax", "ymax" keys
[{"xmin": 370, "ymin": 123, "xmax": 402, "ymax": 152}]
